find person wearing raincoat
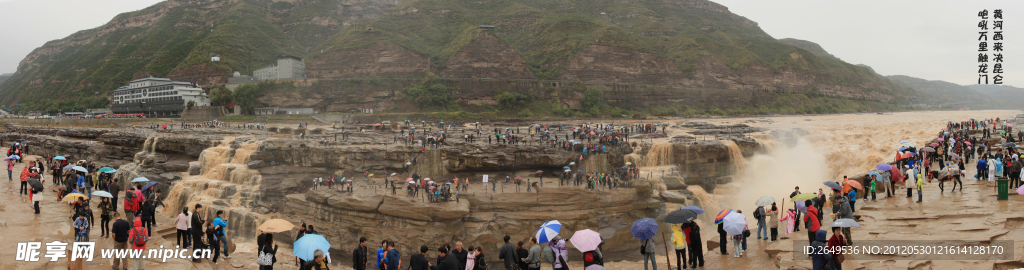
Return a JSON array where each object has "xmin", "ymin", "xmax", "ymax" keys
[
  {"xmin": 810, "ymin": 230, "xmax": 832, "ymax": 270},
  {"xmin": 989, "ymin": 156, "xmax": 997, "ymax": 181},
  {"xmin": 916, "ymin": 173, "xmax": 925, "ymax": 203},
  {"xmin": 779, "ymin": 209, "xmax": 797, "ymax": 235},
  {"xmin": 977, "ymin": 158, "xmax": 988, "ymax": 180},
  {"xmin": 671, "ymin": 224, "xmax": 687, "ymax": 270}
]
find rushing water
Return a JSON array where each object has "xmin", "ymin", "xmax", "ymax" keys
[{"xmin": 162, "ymin": 138, "xmax": 265, "ymax": 240}]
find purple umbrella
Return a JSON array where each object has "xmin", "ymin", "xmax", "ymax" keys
[{"xmin": 795, "ymin": 201, "xmax": 807, "ymax": 213}]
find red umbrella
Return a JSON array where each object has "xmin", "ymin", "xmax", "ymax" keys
[
  {"xmin": 890, "ymin": 167, "xmax": 904, "ymax": 183},
  {"xmin": 536, "ymin": 170, "xmax": 543, "ymax": 174},
  {"xmin": 514, "ymin": 176, "xmax": 522, "ymax": 180},
  {"xmin": 930, "ymin": 143, "xmax": 939, "ymax": 147}
]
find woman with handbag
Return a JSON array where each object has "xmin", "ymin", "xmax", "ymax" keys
[
  {"xmin": 473, "ymin": 247, "xmax": 488, "ymax": 270},
  {"xmin": 259, "ymin": 233, "xmax": 279, "ymax": 270}
]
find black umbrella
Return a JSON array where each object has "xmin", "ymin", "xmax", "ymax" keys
[
  {"xmin": 823, "ymin": 181, "xmax": 842, "ymax": 190},
  {"xmin": 666, "ymin": 209, "xmax": 698, "ymax": 224},
  {"xmin": 27, "ymin": 178, "xmax": 43, "ymax": 191}
]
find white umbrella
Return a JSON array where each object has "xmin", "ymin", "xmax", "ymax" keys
[
  {"xmin": 722, "ymin": 212, "xmax": 746, "ymax": 236},
  {"xmin": 131, "ymin": 177, "xmax": 151, "ymax": 183}
]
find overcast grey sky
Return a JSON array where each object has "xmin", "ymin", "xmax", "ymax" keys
[{"xmin": 0, "ymin": 0, "xmax": 1020, "ymax": 86}]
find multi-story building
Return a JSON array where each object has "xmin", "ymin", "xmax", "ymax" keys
[
  {"xmin": 110, "ymin": 77, "xmax": 211, "ymax": 117},
  {"xmin": 253, "ymin": 53, "xmax": 306, "ymax": 80}
]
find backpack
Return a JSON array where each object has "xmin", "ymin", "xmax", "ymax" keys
[
  {"xmin": 754, "ymin": 206, "xmax": 765, "ymax": 220},
  {"xmin": 582, "ymin": 251, "xmax": 601, "ymax": 267},
  {"xmin": 130, "ymin": 228, "xmax": 148, "ymax": 247},
  {"xmin": 542, "ymin": 245, "xmax": 555, "ymax": 264}
]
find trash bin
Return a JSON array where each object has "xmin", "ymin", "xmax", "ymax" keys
[{"xmin": 997, "ymin": 177, "xmax": 1009, "ymax": 200}]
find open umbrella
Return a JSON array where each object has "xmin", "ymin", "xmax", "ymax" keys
[
  {"xmin": 3, "ymin": 156, "xmax": 17, "ymax": 161},
  {"xmin": 876, "ymin": 163, "xmax": 892, "ymax": 171},
  {"xmin": 1017, "ymin": 185, "xmax": 1024, "ymax": 195},
  {"xmin": 536, "ymin": 220, "xmax": 562, "ymax": 244},
  {"xmin": 867, "ymin": 171, "xmax": 882, "ymax": 181},
  {"xmin": 27, "ymin": 178, "xmax": 43, "ymax": 190},
  {"xmin": 965, "ymin": 142, "xmax": 972, "ymax": 145},
  {"xmin": 950, "ymin": 152, "xmax": 961, "ymax": 160},
  {"xmin": 922, "ymin": 147, "xmax": 936, "ymax": 152},
  {"xmin": 722, "ymin": 212, "xmax": 747, "ymax": 236},
  {"xmin": 536, "ymin": 170, "xmax": 543, "ymax": 174},
  {"xmin": 131, "ymin": 177, "xmax": 150, "ymax": 183},
  {"xmin": 142, "ymin": 182, "xmax": 159, "ymax": 192},
  {"xmin": 823, "ymin": 181, "xmax": 842, "ymax": 190},
  {"xmin": 92, "ymin": 190, "xmax": 113, "ymax": 198},
  {"xmin": 845, "ymin": 180, "xmax": 863, "ymax": 190},
  {"xmin": 714, "ymin": 209, "xmax": 731, "ymax": 224},
  {"xmin": 292, "ymin": 234, "xmax": 331, "ymax": 261},
  {"xmin": 900, "ymin": 140, "xmax": 910, "ymax": 144},
  {"xmin": 98, "ymin": 167, "xmax": 116, "ymax": 173},
  {"xmin": 631, "ymin": 218, "xmax": 658, "ymax": 240},
  {"xmin": 791, "ymin": 193, "xmax": 817, "ymax": 201},
  {"xmin": 937, "ymin": 138, "xmax": 945, "ymax": 142},
  {"xmin": 62, "ymin": 192, "xmax": 87, "ymax": 202},
  {"xmin": 683, "ymin": 205, "xmax": 704, "ymax": 214},
  {"xmin": 666, "ymin": 209, "xmax": 699, "ymax": 224},
  {"xmin": 569, "ymin": 162, "xmax": 576, "ymax": 166},
  {"xmin": 755, "ymin": 196, "xmax": 775, "ymax": 207},
  {"xmin": 929, "ymin": 143, "xmax": 939, "ymax": 147},
  {"xmin": 406, "ymin": 178, "xmax": 413, "ymax": 181},
  {"xmin": 830, "ymin": 218, "xmax": 861, "ymax": 228},
  {"xmin": 62, "ymin": 164, "xmax": 75, "ymax": 171},
  {"xmin": 54, "ymin": 156, "xmax": 67, "ymax": 161},
  {"xmin": 585, "ymin": 265, "xmax": 609, "ymax": 270},
  {"xmin": 514, "ymin": 176, "xmax": 522, "ymax": 180},
  {"xmin": 569, "ymin": 229, "xmax": 602, "ymax": 252},
  {"xmin": 72, "ymin": 166, "xmax": 88, "ymax": 173},
  {"xmin": 795, "ymin": 201, "xmax": 807, "ymax": 212},
  {"xmin": 257, "ymin": 219, "xmax": 295, "ymax": 233},
  {"xmin": 1005, "ymin": 142, "xmax": 1017, "ymax": 149}
]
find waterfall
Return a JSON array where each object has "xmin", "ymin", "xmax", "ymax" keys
[
  {"xmin": 643, "ymin": 143, "xmax": 674, "ymax": 167},
  {"xmin": 720, "ymin": 140, "xmax": 748, "ymax": 172},
  {"xmin": 163, "ymin": 138, "xmax": 264, "ymax": 240}
]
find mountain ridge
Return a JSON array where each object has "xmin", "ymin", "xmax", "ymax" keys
[{"xmin": 1, "ymin": 0, "xmax": 921, "ymax": 113}]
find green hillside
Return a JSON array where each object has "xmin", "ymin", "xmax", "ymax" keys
[
  {"xmin": 0, "ymin": 0, "xmax": 359, "ymax": 112},
  {"xmin": 0, "ymin": 0, "xmax": 921, "ymax": 112}
]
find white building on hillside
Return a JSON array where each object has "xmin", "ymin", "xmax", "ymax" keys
[
  {"xmin": 111, "ymin": 77, "xmax": 211, "ymax": 117},
  {"xmin": 253, "ymin": 53, "xmax": 306, "ymax": 80}
]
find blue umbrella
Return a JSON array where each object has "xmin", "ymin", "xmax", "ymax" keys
[
  {"xmin": 564, "ymin": 166, "xmax": 570, "ymax": 169},
  {"xmin": 823, "ymin": 181, "xmax": 842, "ymax": 190},
  {"xmin": 630, "ymin": 218, "xmax": 658, "ymax": 240},
  {"xmin": 876, "ymin": 163, "xmax": 892, "ymax": 171},
  {"xmin": 536, "ymin": 220, "xmax": 562, "ymax": 244},
  {"xmin": 54, "ymin": 156, "xmax": 67, "ymax": 161},
  {"xmin": 682, "ymin": 205, "xmax": 704, "ymax": 214},
  {"xmin": 292, "ymin": 234, "xmax": 331, "ymax": 261},
  {"xmin": 142, "ymin": 182, "xmax": 159, "ymax": 192},
  {"xmin": 867, "ymin": 171, "xmax": 882, "ymax": 180},
  {"xmin": 898, "ymin": 146, "xmax": 909, "ymax": 151}
]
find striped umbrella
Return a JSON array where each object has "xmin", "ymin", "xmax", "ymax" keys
[
  {"xmin": 536, "ymin": 220, "xmax": 562, "ymax": 244},
  {"xmin": 714, "ymin": 209, "xmax": 732, "ymax": 225},
  {"xmin": 630, "ymin": 218, "xmax": 658, "ymax": 240}
]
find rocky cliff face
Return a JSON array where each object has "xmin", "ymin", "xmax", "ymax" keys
[
  {"xmin": 441, "ymin": 35, "xmax": 536, "ymax": 80},
  {"xmin": 306, "ymin": 43, "xmax": 431, "ymax": 80}
]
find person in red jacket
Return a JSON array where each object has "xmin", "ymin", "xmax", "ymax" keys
[
  {"xmin": 827, "ymin": 227, "xmax": 847, "ymax": 270},
  {"xmin": 803, "ymin": 200, "xmax": 821, "ymax": 248},
  {"xmin": 128, "ymin": 217, "xmax": 149, "ymax": 269},
  {"xmin": 124, "ymin": 187, "xmax": 138, "ymax": 219}
]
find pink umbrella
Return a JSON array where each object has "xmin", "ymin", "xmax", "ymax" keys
[
  {"xmin": 966, "ymin": 142, "xmax": 972, "ymax": 145},
  {"xmin": 1017, "ymin": 185, "xmax": 1024, "ymax": 195},
  {"xmin": 938, "ymin": 138, "xmax": 945, "ymax": 142},
  {"xmin": 569, "ymin": 229, "xmax": 602, "ymax": 252}
]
